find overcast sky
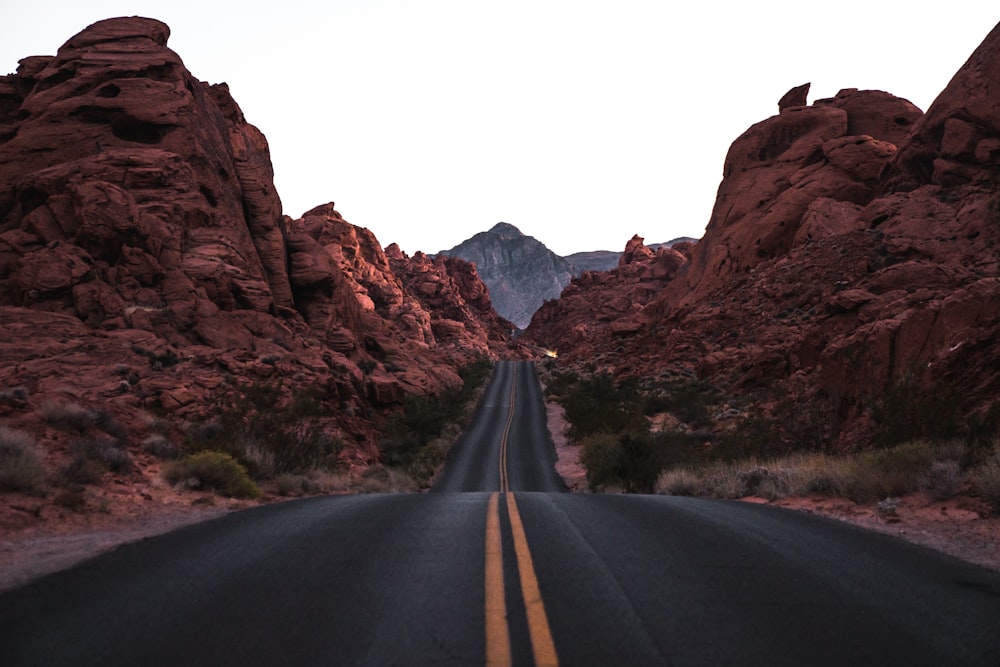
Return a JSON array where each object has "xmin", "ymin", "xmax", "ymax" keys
[{"xmin": 1, "ymin": 2, "xmax": 994, "ymax": 255}]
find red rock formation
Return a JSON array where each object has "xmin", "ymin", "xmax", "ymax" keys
[
  {"xmin": 527, "ymin": 23, "xmax": 1000, "ymax": 449},
  {"xmin": 0, "ymin": 17, "xmax": 514, "ymax": 474},
  {"xmin": 527, "ymin": 235, "xmax": 687, "ymax": 352},
  {"xmin": 386, "ymin": 244, "xmax": 519, "ymax": 356}
]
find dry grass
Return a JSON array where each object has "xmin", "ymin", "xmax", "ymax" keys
[
  {"xmin": 971, "ymin": 454, "xmax": 1000, "ymax": 515},
  {"xmin": 656, "ymin": 441, "xmax": 954, "ymax": 503},
  {"xmin": 39, "ymin": 400, "xmax": 99, "ymax": 433}
]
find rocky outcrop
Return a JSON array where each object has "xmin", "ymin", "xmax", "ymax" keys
[
  {"xmin": 666, "ymin": 87, "xmax": 922, "ymax": 308},
  {"xmin": 439, "ymin": 222, "xmax": 575, "ymax": 329},
  {"xmin": 0, "ymin": 17, "xmax": 513, "ymax": 471},
  {"xmin": 527, "ymin": 23, "xmax": 1000, "ymax": 449},
  {"xmin": 527, "ymin": 235, "xmax": 687, "ymax": 352},
  {"xmin": 386, "ymin": 245, "xmax": 517, "ymax": 354}
]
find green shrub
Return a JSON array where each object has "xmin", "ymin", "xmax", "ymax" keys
[
  {"xmin": 0, "ymin": 426, "xmax": 46, "ymax": 494},
  {"xmin": 164, "ymin": 451, "xmax": 260, "ymax": 499},
  {"xmin": 580, "ymin": 431, "xmax": 669, "ymax": 494},
  {"xmin": 643, "ymin": 380, "xmax": 715, "ymax": 428},
  {"xmin": 579, "ymin": 432, "xmax": 622, "ymax": 491},
  {"xmin": 561, "ymin": 373, "xmax": 648, "ymax": 441},
  {"xmin": 379, "ymin": 356, "xmax": 493, "ymax": 484}
]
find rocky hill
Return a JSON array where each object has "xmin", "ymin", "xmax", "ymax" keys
[
  {"xmin": 526, "ymin": 24, "xmax": 1000, "ymax": 450},
  {"xmin": 0, "ymin": 16, "xmax": 519, "ymax": 513},
  {"xmin": 439, "ymin": 222, "xmax": 575, "ymax": 329}
]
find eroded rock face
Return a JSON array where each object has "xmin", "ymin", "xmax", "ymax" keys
[
  {"xmin": 0, "ymin": 17, "xmax": 514, "ymax": 467},
  {"xmin": 527, "ymin": 235, "xmax": 687, "ymax": 353},
  {"xmin": 885, "ymin": 22, "xmax": 1000, "ymax": 191},
  {"xmin": 527, "ymin": 24, "xmax": 1000, "ymax": 448},
  {"xmin": 668, "ymin": 88, "xmax": 922, "ymax": 308}
]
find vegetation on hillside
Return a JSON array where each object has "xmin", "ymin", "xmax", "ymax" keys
[
  {"xmin": 379, "ymin": 356, "xmax": 495, "ymax": 487},
  {"xmin": 544, "ymin": 362, "xmax": 1000, "ymax": 511}
]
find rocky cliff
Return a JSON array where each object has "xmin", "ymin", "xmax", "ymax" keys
[
  {"xmin": 526, "ymin": 25, "xmax": 1000, "ymax": 449},
  {"xmin": 0, "ymin": 17, "xmax": 516, "ymax": 480}
]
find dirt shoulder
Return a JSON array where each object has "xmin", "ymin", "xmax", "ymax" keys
[{"xmin": 764, "ymin": 493, "xmax": 1000, "ymax": 572}]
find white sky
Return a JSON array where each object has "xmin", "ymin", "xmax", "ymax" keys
[{"xmin": 1, "ymin": 2, "xmax": 995, "ymax": 255}]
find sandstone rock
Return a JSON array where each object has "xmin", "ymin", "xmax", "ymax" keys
[
  {"xmin": 885, "ymin": 21, "xmax": 1000, "ymax": 190},
  {"xmin": 0, "ymin": 17, "xmax": 518, "ymax": 478},
  {"xmin": 778, "ymin": 83, "xmax": 810, "ymax": 111},
  {"xmin": 528, "ymin": 25, "xmax": 1000, "ymax": 450}
]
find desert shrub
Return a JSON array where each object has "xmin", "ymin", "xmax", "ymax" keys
[
  {"xmin": 187, "ymin": 379, "xmax": 340, "ymax": 479},
  {"xmin": 923, "ymin": 460, "xmax": 963, "ymax": 500},
  {"xmin": 40, "ymin": 400, "xmax": 98, "ymax": 433},
  {"xmin": 141, "ymin": 433, "xmax": 181, "ymax": 459},
  {"xmin": 353, "ymin": 464, "xmax": 418, "ymax": 494},
  {"xmin": 163, "ymin": 451, "xmax": 260, "ymax": 499},
  {"xmin": 736, "ymin": 466, "xmax": 792, "ymax": 500},
  {"xmin": 0, "ymin": 426, "xmax": 46, "ymax": 494},
  {"xmin": 60, "ymin": 437, "xmax": 133, "ymax": 485},
  {"xmin": 796, "ymin": 454, "xmax": 853, "ymax": 497},
  {"xmin": 844, "ymin": 440, "xmax": 935, "ymax": 502},
  {"xmin": 560, "ymin": 373, "xmax": 648, "ymax": 441},
  {"xmin": 643, "ymin": 380, "xmax": 715, "ymax": 428},
  {"xmin": 379, "ymin": 356, "xmax": 493, "ymax": 484},
  {"xmin": 656, "ymin": 468, "xmax": 703, "ymax": 496},
  {"xmin": 542, "ymin": 369, "xmax": 580, "ymax": 400},
  {"xmin": 580, "ymin": 431, "xmax": 669, "ymax": 494},
  {"xmin": 53, "ymin": 489, "xmax": 87, "ymax": 512},
  {"xmin": 579, "ymin": 432, "xmax": 622, "ymax": 491},
  {"xmin": 971, "ymin": 452, "xmax": 1000, "ymax": 515},
  {"xmin": 94, "ymin": 410, "xmax": 128, "ymax": 442}
]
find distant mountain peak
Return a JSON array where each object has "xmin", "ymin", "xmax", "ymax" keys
[{"xmin": 487, "ymin": 222, "xmax": 524, "ymax": 238}]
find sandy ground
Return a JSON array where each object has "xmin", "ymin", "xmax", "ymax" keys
[
  {"xmin": 2, "ymin": 401, "xmax": 997, "ymax": 595},
  {"xmin": 766, "ymin": 494, "xmax": 1000, "ymax": 572}
]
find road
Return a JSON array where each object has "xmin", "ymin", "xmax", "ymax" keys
[{"xmin": 2, "ymin": 360, "xmax": 1000, "ymax": 666}]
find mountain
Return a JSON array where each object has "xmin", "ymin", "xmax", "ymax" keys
[
  {"xmin": 439, "ymin": 222, "xmax": 575, "ymax": 329},
  {"xmin": 526, "ymin": 25, "xmax": 1000, "ymax": 450},
  {"xmin": 0, "ymin": 16, "xmax": 523, "ymax": 512},
  {"xmin": 440, "ymin": 224, "xmax": 693, "ymax": 328}
]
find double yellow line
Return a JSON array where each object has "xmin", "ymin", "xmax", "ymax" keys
[
  {"xmin": 485, "ymin": 364, "xmax": 559, "ymax": 666},
  {"xmin": 498, "ymin": 364, "xmax": 517, "ymax": 494}
]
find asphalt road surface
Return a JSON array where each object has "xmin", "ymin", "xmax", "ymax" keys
[{"xmin": 3, "ymin": 360, "xmax": 1000, "ymax": 666}]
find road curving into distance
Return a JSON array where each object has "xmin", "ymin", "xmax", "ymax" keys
[{"xmin": 2, "ymin": 360, "xmax": 1000, "ymax": 666}]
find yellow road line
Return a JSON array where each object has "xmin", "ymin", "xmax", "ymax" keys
[
  {"xmin": 507, "ymin": 493, "xmax": 559, "ymax": 667},
  {"xmin": 485, "ymin": 492, "xmax": 511, "ymax": 667},
  {"xmin": 498, "ymin": 364, "xmax": 517, "ymax": 493}
]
